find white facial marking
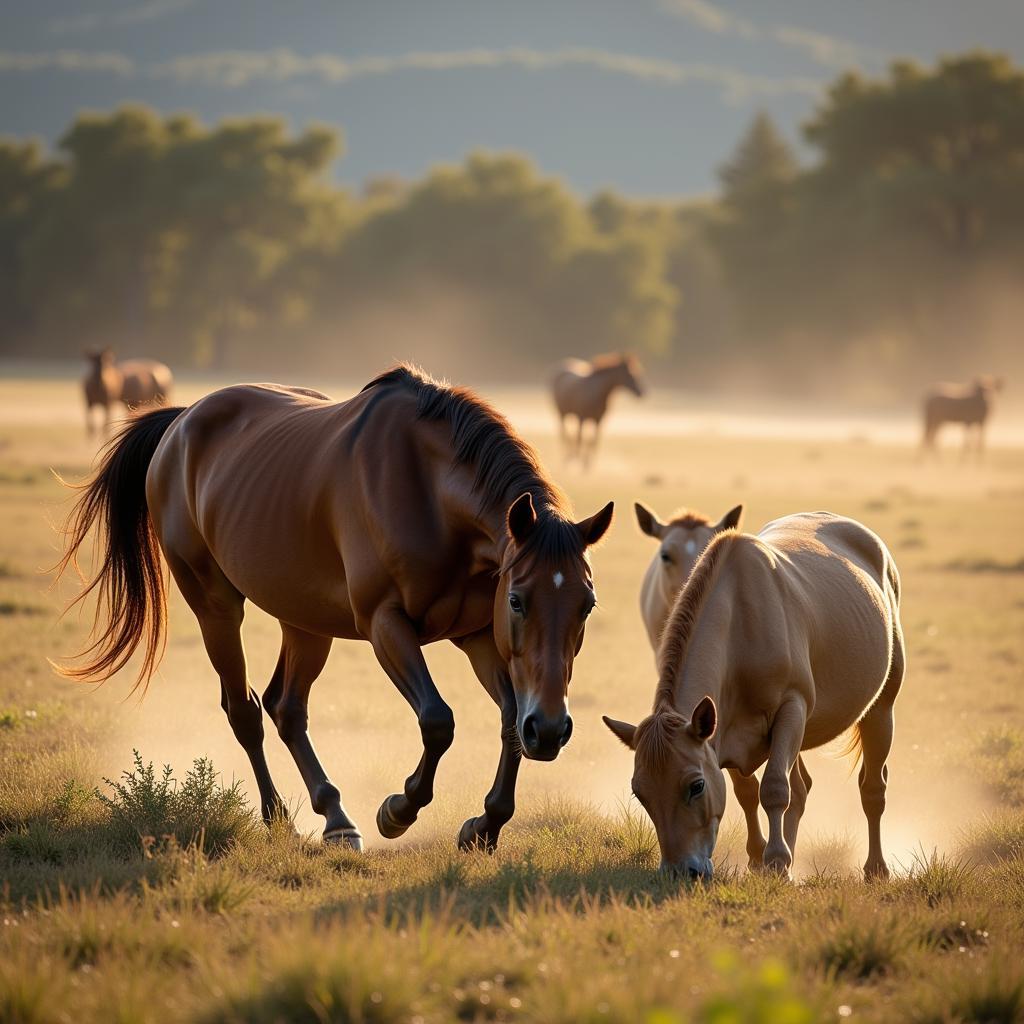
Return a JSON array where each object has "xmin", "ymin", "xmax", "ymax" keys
[
  {"xmin": 685, "ymin": 539, "xmax": 697, "ymax": 555},
  {"xmin": 553, "ymin": 571, "xmax": 565, "ymax": 589}
]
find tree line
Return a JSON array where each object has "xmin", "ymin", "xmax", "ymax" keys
[{"xmin": 1, "ymin": 51, "xmax": 1022, "ymax": 398}]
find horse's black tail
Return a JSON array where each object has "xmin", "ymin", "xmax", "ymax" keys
[{"xmin": 54, "ymin": 406, "xmax": 185, "ymax": 692}]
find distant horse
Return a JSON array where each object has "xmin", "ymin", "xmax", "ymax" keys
[
  {"xmin": 605, "ymin": 512, "xmax": 904, "ymax": 881},
  {"xmin": 552, "ymin": 353, "xmax": 645, "ymax": 467},
  {"xmin": 83, "ymin": 348, "xmax": 173, "ymax": 437},
  {"xmin": 921, "ymin": 377, "xmax": 1002, "ymax": 455},
  {"xmin": 58, "ymin": 365, "xmax": 614, "ymax": 852}
]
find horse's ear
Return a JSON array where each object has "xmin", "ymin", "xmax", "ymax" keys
[
  {"xmin": 690, "ymin": 696, "xmax": 717, "ymax": 741},
  {"xmin": 634, "ymin": 502, "xmax": 664, "ymax": 539},
  {"xmin": 715, "ymin": 505, "xmax": 743, "ymax": 531},
  {"xmin": 603, "ymin": 715, "xmax": 638, "ymax": 750},
  {"xmin": 577, "ymin": 501, "xmax": 614, "ymax": 547},
  {"xmin": 506, "ymin": 492, "xmax": 537, "ymax": 544}
]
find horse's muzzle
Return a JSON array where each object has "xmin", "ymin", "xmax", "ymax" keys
[
  {"xmin": 660, "ymin": 857, "xmax": 713, "ymax": 882},
  {"xmin": 520, "ymin": 711, "xmax": 573, "ymax": 761}
]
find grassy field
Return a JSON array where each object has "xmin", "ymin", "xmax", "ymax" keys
[{"xmin": 2, "ymin": 371, "xmax": 1024, "ymax": 1023}]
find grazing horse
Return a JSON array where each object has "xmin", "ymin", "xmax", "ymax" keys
[
  {"xmin": 605, "ymin": 512, "xmax": 904, "ymax": 881},
  {"xmin": 83, "ymin": 348, "xmax": 173, "ymax": 437},
  {"xmin": 552, "ymin": 353, "xmax": 645, "ymax": 467},
  {"xmin": 921, "ymin": 377, "xmax": 1002, "ymax": 455},
  {"xmin": 58, "ymin": 365, "xmax": 614, "ymax": 852}
]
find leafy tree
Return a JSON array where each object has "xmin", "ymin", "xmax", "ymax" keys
[
  {"xmin": 16, "ymin": 107, "xmax": 345, "ymax": 365},
  {"xmin": 805, "ymin": 53, "xmax": 1024, "ymax": 251},
  {"xmin": 0, "ymin": 140, "xmax": 63, "ymax": 336}
]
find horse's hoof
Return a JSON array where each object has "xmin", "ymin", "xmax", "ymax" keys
[
  {"xmin": 324, "ymin": 826, "xmax": 363, "ymax": 852},
  {"xmin": 376, "ymin": 794, "xmax": 413, "ymax": 839},
  {"xmin": 864, "ymin": 861, "xmax": 890, "ymax": 881},
  {"xmin": 457, "ymin": 816, "xmax": 498, "ymax": 853}
]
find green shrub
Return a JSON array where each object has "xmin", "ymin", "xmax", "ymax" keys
[{"xmin": 97, "ymin": 751, "xmax": 258, "ymax": 856}]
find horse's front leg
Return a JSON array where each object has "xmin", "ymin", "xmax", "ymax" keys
[
  {"xmin": 371, "ymin": 607, "xmax": 455, "ymax": 839},
  {"xmin": 453, "ymin": 629, "xmax": 521, "ymax": 852},
  {"xmin": 759, "ymin": 696, "xmax": 807, "ymax": 879}
]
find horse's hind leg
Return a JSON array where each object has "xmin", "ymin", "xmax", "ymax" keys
[
  {"xmin": 263, "ymin": 624, "xmax": 360, "ymax": 848},
  {"xmin": 370, "ymin": 608, "xmax": 455, "ymax": 840},
  {"xmin": 167, "ymin": 551, "xmax": 285, "ymax": 825},
  {"xmin": 728, "ymin": 769, "xmax": 766, "ymax": 869},
  {"xmin": 583, "ymin": 418, "xmax": 601, "ymax": 470},
  {"xmin": 858, "ymin": 629, "xmax": 905, "ymax": 880}
]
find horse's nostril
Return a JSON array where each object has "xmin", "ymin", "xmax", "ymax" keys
[
  {"xmin": 687, "ymin": 866, "xmax": 703, "ymax": 881},
  {"xmin": 521, "ymin": 714, "xmax": 539, "ymax": 750},
  {"xmin": 559, "ymin": 715, "xmax": 574, "ymax": 746}
]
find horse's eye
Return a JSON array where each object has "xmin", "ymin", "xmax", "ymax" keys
[
  {"xmin": 660, "ymin": 550, "xmax": 672, "ymax": 564},
  {"xmin": 509, "ymin": 593, "xmax": 524, "ymax": 615},
  {"xmin": 688, "ymin": 779, "xmax": 705, "ymax": 801}
]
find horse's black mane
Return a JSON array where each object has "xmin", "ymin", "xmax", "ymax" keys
[{"xmin": 363, "ymin": 364, "xmax": 582, "ymax": 566}]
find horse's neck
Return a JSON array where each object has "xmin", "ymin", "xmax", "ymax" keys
[
  {"xmin": 591, "ymin": 366, "xmax": 621, "ymax": 397},
  {"xmin": 442, "ymin": 468, "xmax": 552, "ymax": 571}
]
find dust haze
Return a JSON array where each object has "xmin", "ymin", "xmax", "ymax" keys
[{"xmin": 36, "ymin": 369, "xmax": 1018, "ymax": 878}]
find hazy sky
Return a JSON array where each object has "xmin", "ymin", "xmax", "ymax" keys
[{"xmin": 3, "ymin": 1, "xmax": 1023, "ymax": 196}]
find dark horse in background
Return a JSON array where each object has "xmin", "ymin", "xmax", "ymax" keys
[
  {"xmin": 83, "ymin": 348, "xmax": 174, "ymax": 437},
  {"xmin": 59, "ymin": 366, "xmax": 613, "ymax": 852},
  {"xmin": 922, "ymin": 376, "xmax": 1003, "ymax": 456},
  {"xmin": 551, "ymin": 353, "xmax": 645, "ymax": 468}
]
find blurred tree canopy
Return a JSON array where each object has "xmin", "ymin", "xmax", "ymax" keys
[{"xmin": 1, "ymin": 51, "xmax": 1022, "ymax": 396}]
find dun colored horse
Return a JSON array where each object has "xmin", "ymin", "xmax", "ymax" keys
[
  {"xmin": 635, "ymin": 499, "xmax": 812, "ymax": 875},
  {"xmin": 635, "ymin": 502, "xmax": 743, "ymax": 650},
  {"xmin": 552, "ymin": 353, "xmax": 645, "ymax": 467},
  {"xmin": 921, "ymin": 377, "xmax": 1002, "ymax": 455},
  {"xmin": 605, "ymin": 512, "xmax": 904, "ymax": 881},
  {"xmin": 59, "ymin": 366, "xmax": 614, "ymax": 851},
  {"xmin": 83, "ymin": 348, "xmax": 173, "ymax": 437}
]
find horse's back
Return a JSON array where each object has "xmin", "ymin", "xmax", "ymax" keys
[
  {"xmin": 746, "ymin": 513, "xmax": 899, "ymax": 746},
  {"xmin": 551, "ymin": 359, "xmax": 595, "ymax": 415},
  {"xmin": 155, "ymin": 383, "xmax": 339, "ymax": 489},
  {"xmin": 148, "ymin": 382, "xmax": 375, "ymax": 633},
  {"xmin": 119, "ymin": 359, "xmax": 174, "ymax": 403},
  {"xmin": 923, "ymin": 383, "xmax": 986, "ymax": 426},
  {"xmin": 759, "ymin": 512, "xmax": 896, "ymax": 605}
]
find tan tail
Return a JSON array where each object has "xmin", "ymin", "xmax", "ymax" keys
[{"xmin": 836, "ymin": 721, "xmax": 864, "ymax": 773}]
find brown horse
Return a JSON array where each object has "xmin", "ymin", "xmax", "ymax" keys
[
  {"xmin": 83, "ymin": 348, "xmax": 173, "ymax": 437},
  {"xmin": 921, "ymin": 377, "xmax": 1002, "ymax": 456},
  {"xmin": 58, "ymin": 366, "xmax": 614, "ymax": 852},
  {"xmin": 552, "ymin": 353, "xmax": 645, "ymax": 467},
  {"xmin": 605, "ymin": 512, "xmax": 904, "ymax": 881}
]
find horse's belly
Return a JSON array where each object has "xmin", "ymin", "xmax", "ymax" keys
[
  {"xmin": 802, "ymin": 632, "xmax": 891, "ymax": 748},
  {"xmin": 219, "ymin": 554, "xmax": 361, "ymax": 639}
]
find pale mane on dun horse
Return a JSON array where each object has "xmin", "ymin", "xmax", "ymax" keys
[{"xmin": 606, "ymin": 511, "xmax": 905, "ymax": 881}]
